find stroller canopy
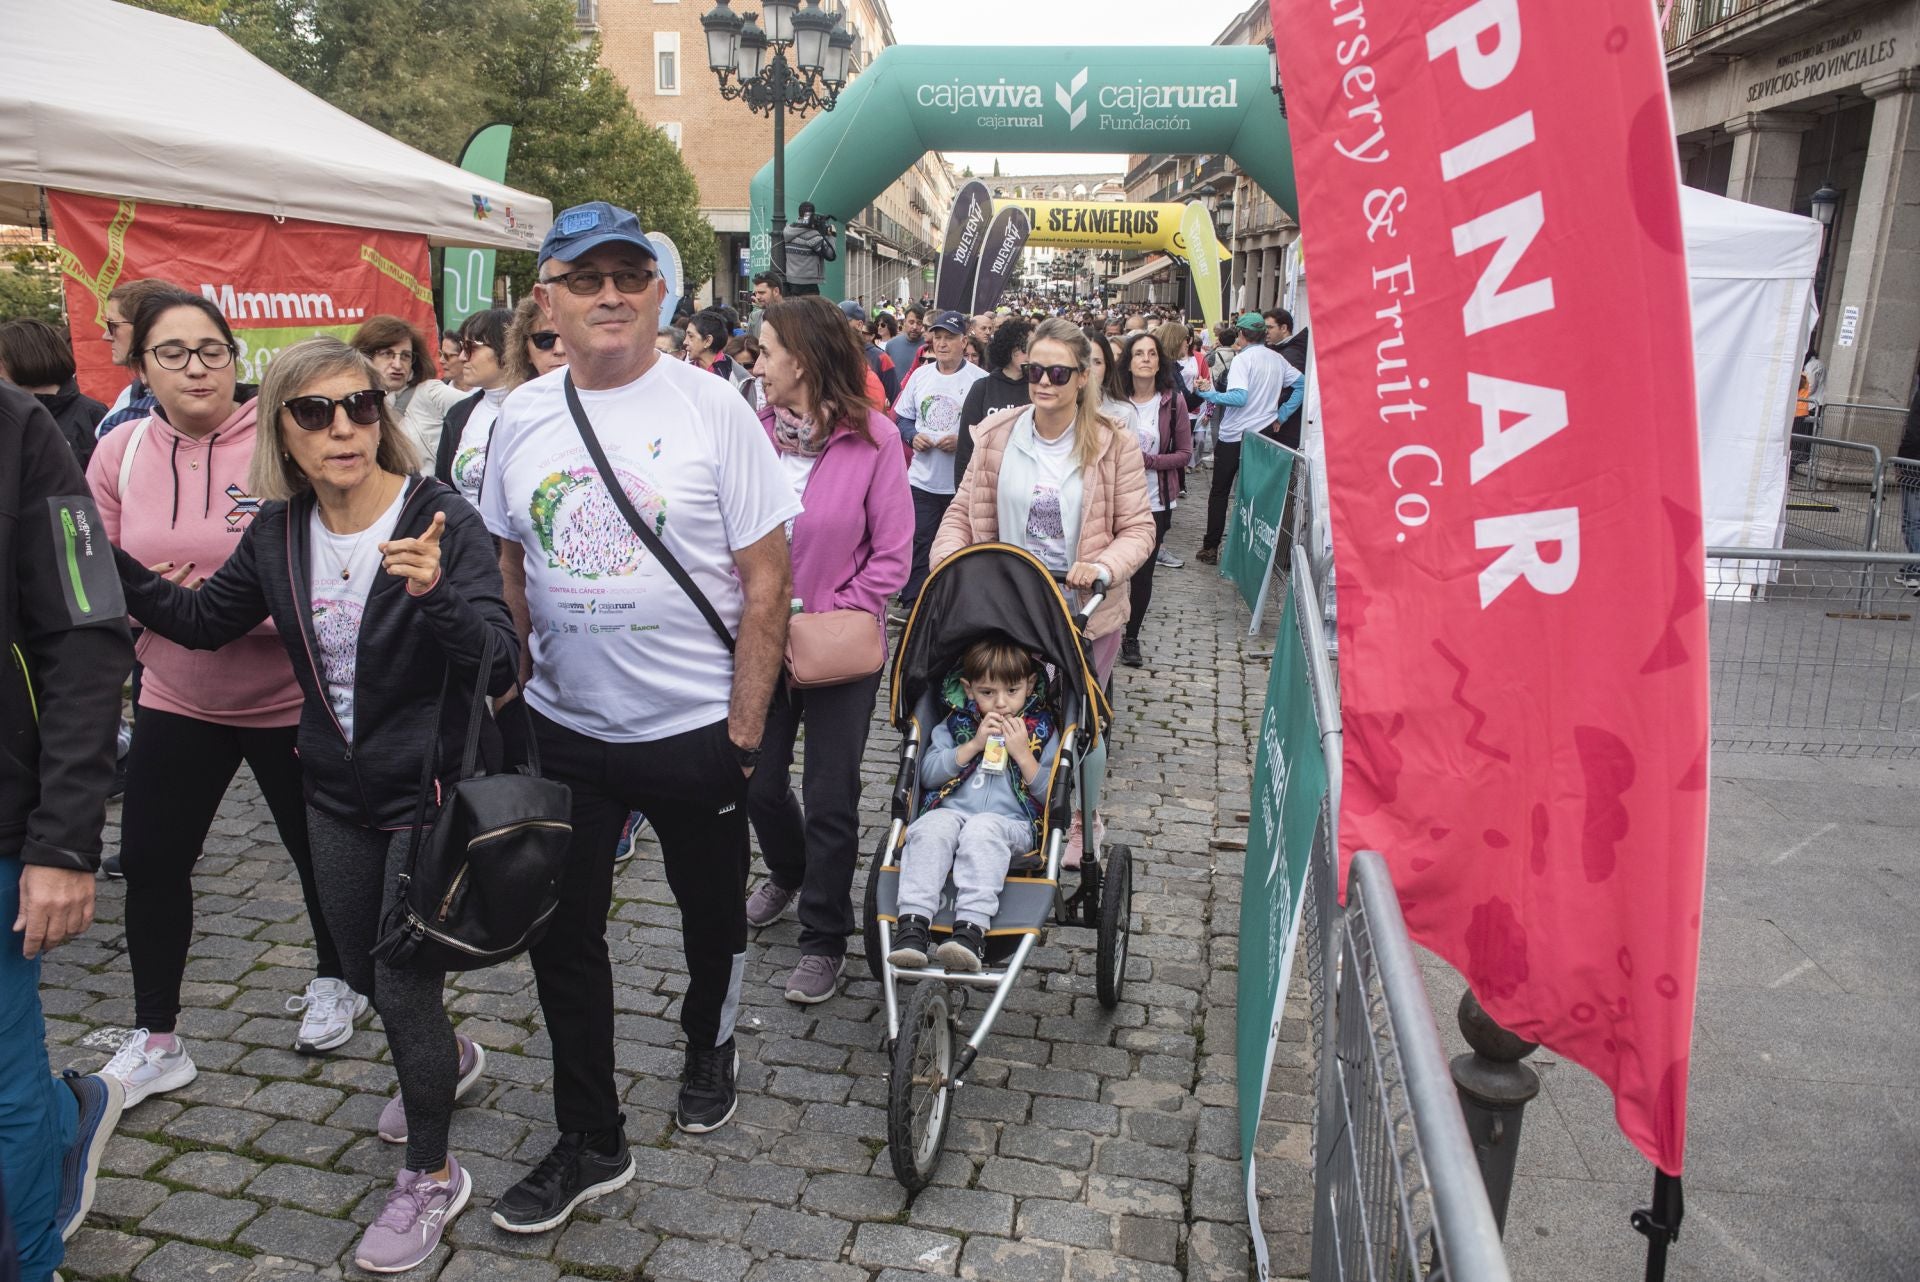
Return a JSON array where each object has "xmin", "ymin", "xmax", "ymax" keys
[{"xmin": 890, "ymin": 543, "xmax": 1111, "ymax": 746}]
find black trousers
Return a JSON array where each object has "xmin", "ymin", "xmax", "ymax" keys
[
  {"xmin": 748, "ymin": 671, "xmax": 885, "ymax": 958},
  {"xmin": 787, "ymin": 284, "xmax": 822, "ymax": 297},
  {"xmin": 902, "ymin": 486, "xmax": 953, "ymax": 607},
  {"xmin": 1126, "ymin": 509, "xmax": 1174, "ymax": 643},
  {"xmin": 529, "ymin": 710, "xmax": 750, "ymax": 1134},
  {"xmin": 1202, "ymin": 439, "xmax": 1244, "ymax": 552},
  {"xmin": 119, "ymin": 706, "xmax": 336, "ymax": 1033}
]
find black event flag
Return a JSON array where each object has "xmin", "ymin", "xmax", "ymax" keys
[
  {"xmin": 969, "ymin": 205, "xmax": 1032, "ymax": 315},
  {"xmin": 934, "ymin": 180, "xmax": 993, "ymax": 314}
]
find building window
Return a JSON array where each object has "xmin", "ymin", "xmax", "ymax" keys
[
  {"xmin": 661, "ymin": 122, "xmax": 683, "ymax": 150},
  {"xmin": 575, "ymin": 0, "xmax": 598, "ymax": 29},
  {"xmin": 655, "ymin": 32, "xmax": 680, "ymax": 94}
]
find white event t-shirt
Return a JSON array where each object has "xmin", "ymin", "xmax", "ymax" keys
[
  {"xmin": 1216, "ymin": 344, "xmax": 1300, "ymax": 445},
  {"xmin": 481, "ymin": 360, "xmax": 801, "ymax": 743},
  {"xmin": 307, "ymin": 481, "xmax": 409, "ymax": 741},
  {"xmin": 450, "ymin": 386, "xmax": 509, "ymax": 510},
  {"xmin": 897, "ymin": 361, "xmax": 986, "ymax": 495},
  {"xmin": 1022, "ymin": 425, "xmax": 1079, "ymax": 574},
  {"xmin": 1127, "ymin": 396, "xmax": 1166, "ymax": 513}
]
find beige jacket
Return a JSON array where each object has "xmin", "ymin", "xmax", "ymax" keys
[{"xmin": 931, "ymin": 406, "xmax": 1157, "ymax": 639}]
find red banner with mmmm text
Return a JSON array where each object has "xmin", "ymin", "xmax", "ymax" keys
[
  {"xmin": 1272, "ymin": 0, "xmax": 1709, "ymax": 1173},
  {"xmin": 50, "ymin": 191, "xmax": 437, "ymax": 404}
]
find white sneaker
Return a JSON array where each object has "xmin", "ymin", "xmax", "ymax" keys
[
  {"xmin": 286, "ymin": 977, "xmax": 369, "ymax": 1054},
  {"xmin": 100, "ymin": 1029, "xmax": 197, "ymax": 1108}
]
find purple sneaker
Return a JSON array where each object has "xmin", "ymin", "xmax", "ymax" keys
[
  {"xmin": 744, "ymin": 880, "xmax": 797, "ymax": 929},
  {"xmin": 379, "ymin": 1035, "xmax": 485, "ymax": 1144},
  {"xmin": 354, "ymin": 1157, "xmax": 471, "ymax": 1273}
]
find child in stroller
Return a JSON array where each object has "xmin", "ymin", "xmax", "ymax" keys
[{"xmin": 888, "ymin": 637, "xmax": 1061, "ymax": 973}]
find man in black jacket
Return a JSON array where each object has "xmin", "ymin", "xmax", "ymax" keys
[
  {"xmin": 1265, "ymin": 309, "xmax": 1311, "ymax": 449},
  {"xmin": 0, "ymin": 383, "xmax": 135, "ymax": 1281}
]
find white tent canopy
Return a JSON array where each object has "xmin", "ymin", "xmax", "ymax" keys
[
  {"xmin": 0, "ymin": 0, "xmax": 550, "ymax": 250},
  {"xmin": 1682, "ymin": 185, "xmax": 1822, "ymax": 565}
]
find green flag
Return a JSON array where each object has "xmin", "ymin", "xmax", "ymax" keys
[
  {"xmin": 1220, "ymin": 434, "xmax": 1296, "ymax": 614},
  {"xmin": 443, "ymin": 123, "xmax": 514, "ymax": 332}
]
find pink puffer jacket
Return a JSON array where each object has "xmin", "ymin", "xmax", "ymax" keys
[{"xmin": 930, "ymin": 406, "xmax": 1157, "ymax": 639}]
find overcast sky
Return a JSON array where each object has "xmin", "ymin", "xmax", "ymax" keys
[{"xmin": 887, "ymin": 0, "xmax": 1260, "ymax": 176}]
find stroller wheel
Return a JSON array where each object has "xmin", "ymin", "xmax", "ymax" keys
[
  {"xmin": 1097, "ymin": 844, "xmax": 1133, "ymax": 1009},
  {"xmin": 887, "ymin": 982, "xmax": 956, "ymax": 1192}
]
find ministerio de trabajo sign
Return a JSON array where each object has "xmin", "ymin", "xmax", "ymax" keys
[{"xmin": 913, "ymin": 67, "xmax": 1245, "ymax": 134}]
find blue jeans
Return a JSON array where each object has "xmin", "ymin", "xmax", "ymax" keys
[{"xmin": 0, "ymin": 857, "xmax": 77, "ymax": 1282}]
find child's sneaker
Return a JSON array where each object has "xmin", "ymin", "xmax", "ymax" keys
[
  {"xmin": 887, "ymin": 915, "xmax": 932, "ymax": 968},
  {"xmin": 936, "ymin": 921, "xmax": 986, "ymax": 973},
  {"xmin": 353, "ymin": 1157, "xmax": 471, "ymax": 1273}
]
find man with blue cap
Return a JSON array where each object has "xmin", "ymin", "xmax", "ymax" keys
[{"xmin": 481, "ymin": 202, "xmax": 799, "ymax": 1233}]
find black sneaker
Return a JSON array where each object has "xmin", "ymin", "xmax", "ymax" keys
[
  {"xmin": 101, "ymin": 851, "xmax": 123, "ymax": 879},
  {"xmin": 676, "ymin": 1037, "xmax": 739, "ymax": 1134},
  {"xmin": 936, "ymin": 920, "xmax": 986, "ymax": 973},
  {"xmin": 887, "ymin": 914, "xmax": 933, "ymax": 968},
  {"xmin": 490, "ymin": 1128, "xmax": 634, "ymax": 1234},
  {"xmin": 1120, "ymin": 638, "xmax": 1144, "ymax": 668}
]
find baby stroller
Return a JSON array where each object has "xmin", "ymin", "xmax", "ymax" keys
[{"xmin": 863, "ymin": 542, "xmax": 1134, "ymax": 1191}]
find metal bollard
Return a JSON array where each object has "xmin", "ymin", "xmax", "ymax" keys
[{"xmin": 1450, "ymin": 990, "xmax": 1540, "ymax": 1236}]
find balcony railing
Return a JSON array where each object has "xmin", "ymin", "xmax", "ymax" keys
[{"xmin": 1666, "ymin": 0, "xmax": 1765, "ymax": 53}]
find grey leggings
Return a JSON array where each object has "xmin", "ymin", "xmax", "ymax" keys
[{"xmin": 306, "ymin": 807, "xmax": 458, "ymax": 1172}]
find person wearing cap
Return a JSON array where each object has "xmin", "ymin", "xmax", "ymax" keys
[
  {"xmin": 779, "ymin": 202, "xmax": 836, "ymax": 297},
  {"xmin": 1193, "ymin": 313, "xmax": 1301, "ymax": 565},
  {"xmin": 840, "ymin": 300, "xmax": 900, "ymax": 404},
  {"xmin": 892, "ymin": 309, "xmax": 987, "ymax": 623},
  {"xmin": 481, "ymin": 201, "xmax": 798, "ymax": 1232}
]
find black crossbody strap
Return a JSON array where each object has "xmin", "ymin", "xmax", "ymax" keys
[{"xmin": 562, "ymin": 373, "xmax": 736, "ymax": 654}]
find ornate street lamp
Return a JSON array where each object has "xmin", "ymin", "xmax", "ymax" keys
[{"xmin": 701, "ymin": 0, "xmax": 849, "ymax": 280}]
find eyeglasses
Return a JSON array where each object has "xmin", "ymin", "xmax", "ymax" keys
[
  {"xmin": 142, "ymin": 342, "xmax": 237, "ymax": 372},
  {"xmin": 530, "ymin": 331, "xmax": 561, "ymax": 352},
  {"xmin": 281, "ymin": 389, "xmax": 386, "ymax": 432},
  {"xmin": 372, "ymin": 346, "xmax": 414, "ymax": 365},
  {"xmin": 1020, "ymin": 362, "xmax": 1080, "ymax": 387},
  {"xmin": 540, "ymin": 267, "xmax": 658, "ymax": 297},
  {"xmin": 105, "ymin": 320, "xmax": 130, "ymax": 337}
]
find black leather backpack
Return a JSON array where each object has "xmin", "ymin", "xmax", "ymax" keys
[{"xmin": 372, "ymin": 631, "xmax": 572, "ymax": 971}]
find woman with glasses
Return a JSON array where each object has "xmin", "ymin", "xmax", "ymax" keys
[
  {"xmin": 112, "ymin": 335, "xmax": 517, "ymax": 1273},
  {"xmin": 1106, "ymin": 331, "xmax": 1192, "ymax": 670},
  {"xmin": 930, "ymin": 318, "xmax": 1155, "ymax": 865},
  {"xmin": 352, "ymin": 316, "xmax": 466, "ymax": 464},
  {"xmin": 85, "ymin": 295, "xmax": 353, "ymax": 1109},
  {"xmin": 431, "ymin": 308, "xmax": 513, "ymax": 508},
  {"xmin": 503, "ymin": 296, "xmax": 568, "ymax": 388}
]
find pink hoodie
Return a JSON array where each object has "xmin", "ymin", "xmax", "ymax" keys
[{"xmin": 87, "ymin": 401, "xmax": 301, "ymax": 728}]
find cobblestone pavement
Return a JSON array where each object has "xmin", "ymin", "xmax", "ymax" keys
[{"xmin": 43, "ymin": 515, "xmax": 1314, "ymax": 1281}]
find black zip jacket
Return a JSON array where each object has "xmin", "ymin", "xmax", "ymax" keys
[
  {"xmin": 956, "ymin": 368, "xmax": 1030, "ymax": 484},
  {"xmin": 37, "ymin": 380, "xmax": 108, "ymax": 471},
  {"xmin": 433, "ymin": 390, "xmax": 485, "ymax": 485},
  {"xmin": 0, "ymin": 383, "xmax": 134, "ymax": 872},
  {"xmin": 116, "ymin": 474, "xmax": 517, "ymax": 830}
]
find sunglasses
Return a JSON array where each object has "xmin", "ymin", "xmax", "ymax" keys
[
  {"xmin": 530, "ymin": 330, "xmax": 561, "ymax": 352},
  {"xmin": 282, "ymin": 389, "xmax": 385, "ymax": 432},
  {"xmin": 459, "ymin": 338, "xmax": 495, "ymax": 358},
  {"xmin": 540, "ymin": 267, "xmax": 658, "ymax": 297},
  {"xmin": 1020, "ymin": 362, "xmax": 1080, "ymax": 387}
]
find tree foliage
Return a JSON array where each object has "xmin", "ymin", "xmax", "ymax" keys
[
  {"xmin": 122, "ymin": 0, "xmax": 714, "ymax": 290},
  {"xmin": 0, "ymin": 247, "xmax": 67, "ymax": 326}
]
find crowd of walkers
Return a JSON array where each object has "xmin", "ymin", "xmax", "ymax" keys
[{"xmin": 0, "ymin": 198, "xmax": 1310, "ymax": 1281}]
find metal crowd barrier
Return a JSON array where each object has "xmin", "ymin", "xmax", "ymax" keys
[
  {"xmin": 1877, "ymin": 455, "xmax": 1920, "ymax": 557},
  {"xmin": 1787, "ymin": 434, "xmax": 1882, "ymax": 551},
  {"xmin": 1707, "ymin": 546, "xmax": 1920, "ymax": 757},
  {"xmin": 1289, "ymin": 547, "xmax": 1511, "ymax": 1282}
]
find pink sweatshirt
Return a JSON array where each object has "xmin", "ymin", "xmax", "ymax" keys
[{"xmin": 87, "ymin": 400, "xmax": 302, "ymax": 728}]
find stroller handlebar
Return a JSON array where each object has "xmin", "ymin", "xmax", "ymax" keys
[{"xmin": 1047, "ymin": 568, "xmax": 1107, "ymax": 632}]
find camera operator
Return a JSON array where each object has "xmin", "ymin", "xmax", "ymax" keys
[{"xmin": 779, "ymin": 202, "xmax": 837, "ymax": 297}]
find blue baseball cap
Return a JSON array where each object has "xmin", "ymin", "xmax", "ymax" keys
[
  {"xmin": 838, "ymin": 299, "xmax": 868, "ymax": 323},
  {"xmin": 928, "ymin": 309, "xmax": 968, "ymax": 335},
  {"xmin": 537, "ymin": 201, "xmax": 657, "ymax": 270}
]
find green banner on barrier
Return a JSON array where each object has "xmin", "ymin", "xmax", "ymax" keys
[
  {"xmin": 1220, "ymin": 434, "xmax": 1295, "ymax": 613},
  {"xmin": 1235, "ymin": 586, "xmax": 1327, "ymax": 1270}
]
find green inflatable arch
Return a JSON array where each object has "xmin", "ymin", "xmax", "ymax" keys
[{"xmin": 749, "ymin": 44, "xmax": 1296, "ymax": 302}]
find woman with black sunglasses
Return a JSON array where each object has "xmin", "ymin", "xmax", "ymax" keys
[
  {"xmin": 112, "ymin": 335, "xmax": 517, "ymax": 1273},
  {"xmin": 431, "ymin": 307, "xmax": 514, "ymax": 506},
  {"xmin": 503, "ymin": 295, "xmax": 568, "ymax": 388},
  {"xmin": 85, "ymin": 295, "xmax": 351, "ymax": 1109}
]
